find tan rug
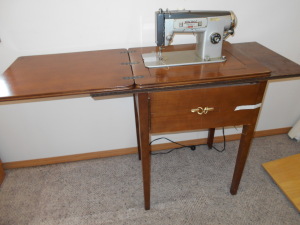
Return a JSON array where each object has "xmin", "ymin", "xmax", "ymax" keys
[{"xmin": 263, "ymin": 153, "xmax": 300, "ymax": 212}]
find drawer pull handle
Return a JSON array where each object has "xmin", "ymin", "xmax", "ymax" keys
[{"xmin": 191, "ymin": 107, "xmax": 214, "ymax": 115}]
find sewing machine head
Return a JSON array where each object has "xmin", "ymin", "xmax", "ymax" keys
[{"xmin": 142, "ymin": 9, "xmax": 237, "ymax": 68}]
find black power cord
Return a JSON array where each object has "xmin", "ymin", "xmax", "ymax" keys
[
  {"xmin": 150, "ymin": 128, "xmax": 226, "ymax": 155},
  {"xmin": 210, "ymin": 127, "xmax": 226, "ymax": 152},
  {"xmin": 150, "ymin": 137, "xmax": 198, "ymax": 155}
]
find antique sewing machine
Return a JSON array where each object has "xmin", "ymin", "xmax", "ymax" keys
[{"xmin": 142, "ymin": 9, "xmax": 237, "ymax": 68}]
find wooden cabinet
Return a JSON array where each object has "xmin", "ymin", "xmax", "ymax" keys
[
  {"xmin": 130, "ymin": 43, "xmax": 272, "ymax": 210},
  {"xmin": 1, "ymin": 42, "xmax": 300, "ymax": 210},
  {"xmin": 134, "ymin": 81, "xmax": 267, "ymax": 209}
]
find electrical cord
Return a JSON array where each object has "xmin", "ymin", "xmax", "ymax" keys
[
  {"xmin": 210, "ymin": 127, "xmax": 226, "ymax": 152},
  {"xmin": 150, "ymin": 137, "xmax": 198, "ymax": 155},
  {"xmin": 150, "ymin": 128, "xmax": 226, "ymax": 155}
]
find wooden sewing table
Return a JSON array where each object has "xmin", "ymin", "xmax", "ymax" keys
[{"xmin": 1, "ymin": 42, "xmax": 300, "ymax": 210}]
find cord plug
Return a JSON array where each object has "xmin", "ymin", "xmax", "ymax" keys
[{"xmin": 190, "ymin": 145, "xmax": 196, "ymax": 151}]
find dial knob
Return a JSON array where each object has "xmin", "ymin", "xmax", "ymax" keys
[{"xmin": 210, "ymin": 33, "xmax": 221, "ymax": 44}]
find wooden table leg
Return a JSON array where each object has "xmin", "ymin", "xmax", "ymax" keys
[
  {"xmin": 133, "ymin": 94, "xmax": 141, "ymax": 160},
  {"xmin": 230, "ymin": 124, "xmax": 255, "ymax": 195},
  {"xmin": 207, "ymin": 128, "xmax": 215, "ymax": 149},
  {"xmin": 0, "ymin": 159, "xmax": 5, "ymax": 186},
  {"xmin": 136, "ymin": 93, "xmax": 151, "ymax": 210}
]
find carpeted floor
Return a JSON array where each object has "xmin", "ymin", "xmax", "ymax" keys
[{"xmin": 0, "ymin": 134, "xmax": 299, "ymax": 225}]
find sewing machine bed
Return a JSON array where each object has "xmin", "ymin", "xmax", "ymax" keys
[{"xmin": 131, "ymin": 42, "xmax": 270, "ymax": 89}]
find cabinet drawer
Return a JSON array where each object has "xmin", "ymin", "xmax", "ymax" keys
[{"xmin": 150, "ymin": 83, "xmax": 264, "ymax": 133}]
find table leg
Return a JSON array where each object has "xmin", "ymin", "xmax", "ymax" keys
[
  {"xmin": 133, "ymin": 94, "xmax": 141, "ymax": 160},
  {"xmin": 136, "ymin": 93, "xmax": 151, "ymax": 210},
  {"xmin": 230, "ymin": 124, "xmax": 255, "ymax": 195},
  {"xmin": 0, "ymin": 159, "xmax": 5, "ymax": 186},
  {"xmin": 207, "ymin": 128, "xmax": 215, "ymax": 149}
]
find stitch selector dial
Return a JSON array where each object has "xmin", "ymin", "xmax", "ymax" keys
[{"xmin": 210, "ymin": 33, "xmax": 222, "ymax": 44}]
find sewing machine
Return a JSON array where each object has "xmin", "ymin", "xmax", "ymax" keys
[{"xmin": 142, "ymin": 9, "xmax": 237, "ymax": 68}]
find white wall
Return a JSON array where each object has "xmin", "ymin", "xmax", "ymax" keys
[{"xmin": 0, "ymin": 0, "xmax": 299, "ymax": 163}]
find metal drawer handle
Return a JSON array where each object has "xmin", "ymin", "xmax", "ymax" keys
[{"xmin": 191, "ymin": 107, "xmax": 214, "ymax": 115}]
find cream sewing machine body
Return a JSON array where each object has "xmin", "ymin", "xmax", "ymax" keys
[{"xmin": 142, "ymin": 9, "xmax": 237, "ymax": 68}]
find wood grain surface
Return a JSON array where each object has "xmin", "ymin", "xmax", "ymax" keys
[
  {"xmin": 0, "ymin": 49, "xmax": 134, "ymax": 101},
  {"xmin": 1, "ymin": 43, "xmax": 300, "ymax": 101},
  {"xmin": 232, "ymin": 42, "xmax": 300, "ymax": 78}
]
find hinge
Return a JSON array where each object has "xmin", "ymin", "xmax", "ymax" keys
[
  {"xmin": 123, "ymin": 75, "xmax": 144, "ymax": 80},
  {"xmin": 120, "ymin": 50, "xmax": 136, "ymax": 54},
  {"xmin": 121, "ymin": 62, "xmax": 140, "ymax": 65}
]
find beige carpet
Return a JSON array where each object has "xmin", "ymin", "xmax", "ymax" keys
[{"xmin": 0, "ymin": 134, "xmax": 299, "ymax": 225}]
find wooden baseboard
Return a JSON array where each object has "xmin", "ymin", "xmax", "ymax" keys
[
  {"xmin": 3, "ymin": 147, "xmax": 138, "ymax": 169},
  {"xmin": 254, "ymin": 127, "xmax": 291, "ymax": 137},
  {"xmin": 3, "ymin": 127, "xmax": 291, "ymax": 169}
]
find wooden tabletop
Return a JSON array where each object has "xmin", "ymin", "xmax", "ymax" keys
[
  {"xmin": 0, "ymin": 49, "xmax": 134, "ymax": 102},
  {"xmin": 1, "ymin": 42, "xmax": 300, "ymax": 101},
  {"xmin": 128, "ymin": 42, "xmax": 300, "ymax": 89},
  {"xmin": 233, "ymin": 42, "xmax": 300, "ymax": 78}
]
